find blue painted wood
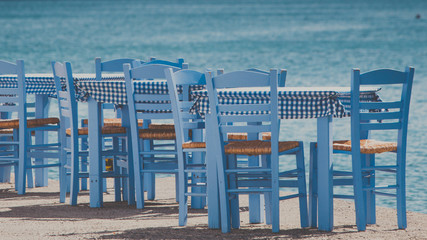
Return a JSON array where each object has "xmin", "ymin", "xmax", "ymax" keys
[
  {"xmin": 206, "ymin": 69, "xmax": 308, "ymax": 233},
  {"xmin": 309, "ymin": 66, "xmax": 414, "ymax": 231},
  {"xmin": 52, "ymin": 61, "xmax": 129, "ymax": 207},
  {"xmin": 34, "ymin": 94, "xmax": 49, "ymax": 187},
  {"xmin": 94, "ymin": 57, "xmax": 139, "ymax": 200},
  {"xmin": 165, "ymin": 68, "xmax": 208, "ymax": 226},
  {"xmin": 0, "ymin": 60, "xmax": 64, "ymax": 200},
  {"xmin": 316, "ymin": 115, "xmax": 334, "ymax": 231},
  {"xmin": 124, "ymin": 62, "xmax": 185, "ymax": 209}
]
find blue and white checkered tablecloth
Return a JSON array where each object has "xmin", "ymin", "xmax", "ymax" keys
[
  {"xmin": 77, "ymin": 79, "xmax": 204, "ymax": 105},
  {"xmin": 77, "ymin": 80, "xmax": 380, "ymax": 119},
  {"xmin": 191, "ymin": 87, "xmax": 381, "ymax": 119},
  {"xmin": 0, "ymin": 73, "xmax": 124, "ymax": 97}
]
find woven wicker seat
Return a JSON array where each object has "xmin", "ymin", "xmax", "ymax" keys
[
  {"xmin": 225, "ymin": 140, "xmax": 300, "ymax": 156},
  {"xmin": 0, "ymin": 128, "xmax": 13, "ymax": 134},
  {"xmin": 82, "ymin": 118, "xmax": 145, "ymax": 127},
  {"xmin": 138, "ymin": 128, "xmax": 176, "ymax": 140},
  {"xmin": 66, "ymin": 126, "xmax": 127, "ymax": 136},
  {"xmin": 148, "ymin": 123, "xmax": 175, "ymax": 130},
  {"xmin": 333, "ymin": 139, "xmax": 397, "ymax": 154},
  {"xmin": 227, "ymin": 132, "xmax": 271, "ymax": 141},
  {"xmin": 182, "ymin": 141, "xmax": 206, "ymax": 149},
  {"xmin": 0, "ymin": 118, "xmax": 59, "ymax": 129}
]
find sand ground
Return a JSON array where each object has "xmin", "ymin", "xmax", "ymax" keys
[{"xmin": 1, "ymin": 177, "xmax": 426, "ymax": 240}]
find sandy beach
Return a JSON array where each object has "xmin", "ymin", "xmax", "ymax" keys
[{"xmin": 1, "ymin": 177, "xmax": 426, "ymax": 240}]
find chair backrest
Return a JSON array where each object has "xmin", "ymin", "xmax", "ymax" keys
[
  {"xmin": 165, "ymin": 69, "xmax": 206, "ymax": 146},
  {"xmin": 95, "ymin": 58, "xmax": 140, "ymax": 113},
  {"xmin": 350, "ymin": 67, "xmax": 414, "ymax": 153},
  {"xmin": 0, "ymin": 60, "xmax": 27, "ymax": 136},
  {"xmin": 131, "ymin": 57, "xmax": 185, "ymax": 69},
  {"xmin": 206, "ymin": 69, "xmax": 280, "ymax": 145},
  {"xmin": 123, "ymin": 63, "xmax": 185, "ymax": 131},
  {"xmin": 52, "ymin": 62, "xmax": 78, "ymax": 140},
  {"xmin": 95, "ymin": 58, "xmax": 138, "ymax": 81}
]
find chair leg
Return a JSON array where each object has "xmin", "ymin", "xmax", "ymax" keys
[
  {"xmin": 308, "ymin": 142, "xmax": 318, "ymax": 227},
  {"xmin": 262, "ymin": 155, "xmax": 272, "ymax": 225},
  {"xmin": 69, "ymin": 142, "xmax": 80, "ymax": 205},
  {"xmin": 25, "ymin": 132, "xmax": 34, "ymax": 189},
  {"xmin": 14, "ymin": 164, "xmax": 19, "ymax": 191},
  {"xmin": 144, "ymin": 139, "xmax": 155, "ymax": 200},
  {"xmin": 296, "ymin": 143, "xmax": 309, "ymax": 228},
  {"xmin": 352, "ymin": 151, "xmax": 367, "ymax": 231},
  {"xmin": 270, "ymin": 153, "xmax": 280, "ymax": 233},
  {"xmin": 228, "ymin": 154, "xmax": 240, "ymax": 229},
  {"xmin": 178, "ymin": 151, "xmax": 188, "ymax": 226},
  {"xmin": 80, "ymin": 136, "xmax": 88, "ymax": 191},
  {"xmin": 17, "ymin": 135, "xmax": 27, "ymax": 195},
  {"xmin": 397, "ymin": 151, "xmax": 407, "ymax": 229},
  {"xmin": 218, "ymin": 153, "xmax": 231, "ymax": 233},
  {"xmin": 59, "ymin": 148, "xmax": 67, "ymax": 203},
  {"xmin": 113, "ymin": 137, "xmax": 122, "ymax": 202},
  {"xmin": 364, "ymin": 154, "xmax": 376, "ymax": 224}
]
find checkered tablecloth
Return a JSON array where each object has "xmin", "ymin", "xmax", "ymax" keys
[
  {"xmin": 191, "ymin": 87, "xmax": 381, "ymax": 119},
  {"xmin": 77, "ymin": 80, "xmax": 380, "ymax": 119},
  {"xmin": 77, "ymin": 79, "xmax": 204, "ymax": 105},
  {"xmin": 0, "ymin": 73, "xmax": 124, "ymax": 97}
]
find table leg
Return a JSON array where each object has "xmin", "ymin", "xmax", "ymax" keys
[
  {"xmin": 317, "ymin": 115, "xmax": 333, "ymax": 231},
  {"xmin": 34, "ymin": 94, "xmax": 49, "ymax": 187},
  {"xmin": 88, "ymin": 98, "xmax": 103, "ymax": 207}
]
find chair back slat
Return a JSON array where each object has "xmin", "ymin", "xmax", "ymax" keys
[
  {"xmin": 0, "ymin": 105, "xmax": 19, "ymax": 112},
  {"xmin": 218, "ymin": 103, "xmax": 271, "ymax": 113},
  {"xmin": 221, "ymin": 125, "xmax": 271, "ymax": 133},
  {"xmin": 131, "ymin": 64, "xmax": 181, "ymax": 79},
  {"xmin": 213, "ymin": 70, "xmax": 270, "ymax": 88},
  {"xmin": 359, "ymin": 101, "xmax": 402, "ymax": 110},
  {"xmin": 219, "ymin": 114, "xmax": 271, "ymax": 123},
  {"xmin": 0, "ymin": 96, "xmax": 19, "ymax": 103},
  {"xmin": 59, "ymin": 99, "xmax": 71, "ymax": 109},
  {"xmin": 359, "ymin": 69, "xmax": 407, "ymax": 85},
  {"xmin": 135, "ymin": 103, "xmax": 172, "ymax": 111},
  {"xmin": 0, "ymin": 60, "xmax": 18, "ymax": 74},
  {"xmin": 0, "ymin": 88, "xmax": 19, "ymax": 95},
  {"xmin": 58, "ymin": 90, "xmax": 69, "ymax": 99},
  {"xmin": 97, "ymin": 58, "xmax": 137, "ymax": 74},
  {"xmin": 144, "ymin": 58, "xmax": 185, "ymax": 68},
  {"xmin": 359, "ymin": 111, "xmax": 402, "ymax": 121},
  {"xmin": 360, "ymin": 122, "xmax": 402, "ymax": 131},
  {"xmin": 134, "ymin": 93, "xmax": 170, "ymax": 102}
]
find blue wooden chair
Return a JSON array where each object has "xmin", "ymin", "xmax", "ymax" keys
[
  {"xmin": 206, "ymin": 69, "xmax": 308, "ymax": 233},
  {"xmin": 52, "ymin": 61, "xmax": 129, "ymax": 205},
  {"xmin": 165, "ymin": 68, "xmax": 210, "ymax": 226},
  {"xmin": 124, "ymin": 63, "xmax": 187, "ymax": 209},
  {"xmin": 80, "ymin": 58, "xmax": 142, "ymax": 196},
  {"xmin": 0, "ymin": 60, "xmax": 66, "ymax": 200},
  {"xmin": 309, "ymin": 67, "xmax": 414, "ymax": 231}
]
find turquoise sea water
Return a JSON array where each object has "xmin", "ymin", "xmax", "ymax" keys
[{"xmin": 1, "ymin": 0, "xmax": 426, "ymax": 214}]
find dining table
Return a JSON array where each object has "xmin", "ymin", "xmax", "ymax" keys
[
  {"xmin": 77, "ymin": 79, "xmax": 381, "ymax": 231},
  {"xmin": 0, "ymin": 73, "xmax": 123, "ymax": 186}
]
